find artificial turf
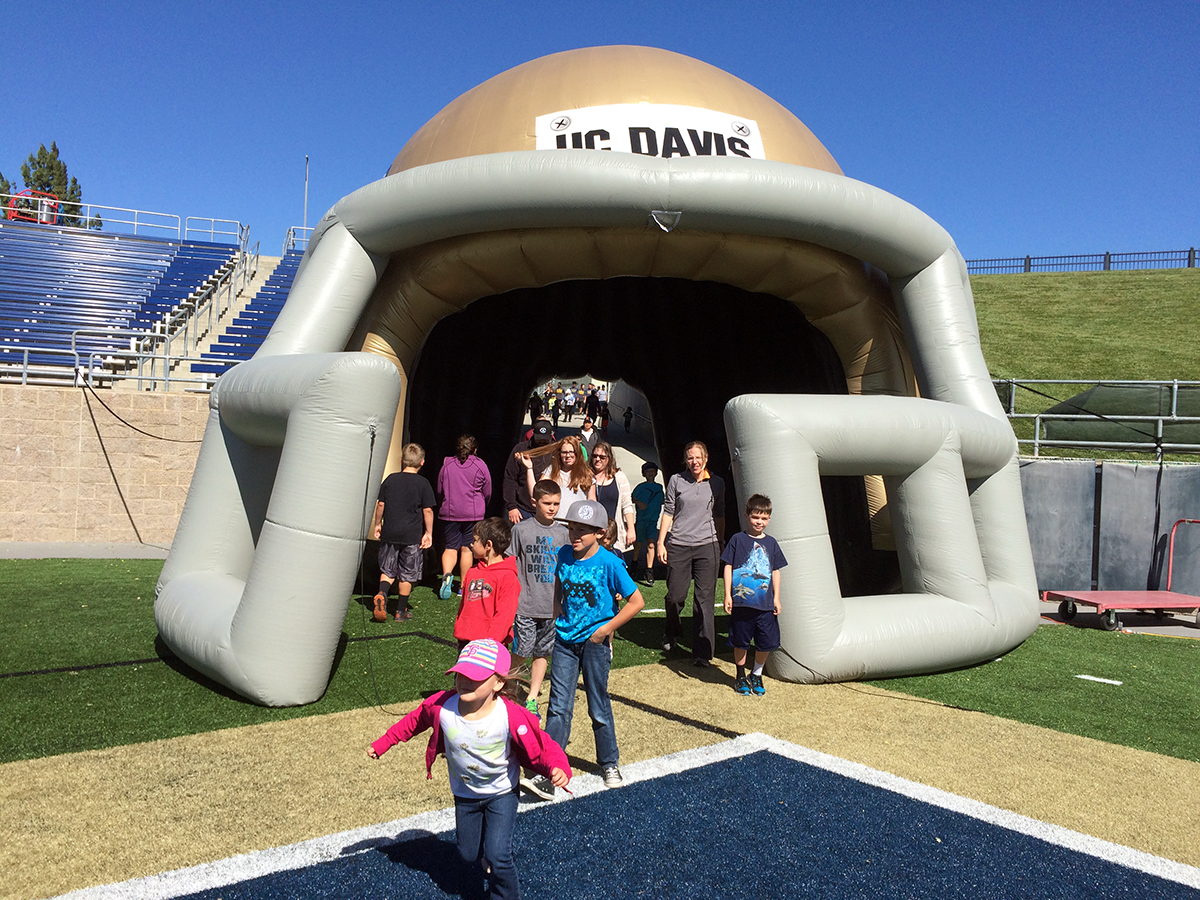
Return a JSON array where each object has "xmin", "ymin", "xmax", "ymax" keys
[
  {"xmin": 868, "ymin": 623, "xmax": 1200, "ymax": 763},
  {"xmin": 2, "ymin": 558, "xmax": 1197, "ymax": 765},
  {"xmin": 0, "ymin": 558, "xmax": 669, "ymax": 764}
]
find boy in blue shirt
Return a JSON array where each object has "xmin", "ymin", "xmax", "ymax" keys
[
  {"xmin": 631, "ymin": 461, "xmax": 664, "ymax": 586},
  {"xmin": 533, "ymin": 499, "xmax": 644, "ymax": 796},
  {"xmin": 721, "ymin": 494, "xmax": 788, "ymax": 696}
]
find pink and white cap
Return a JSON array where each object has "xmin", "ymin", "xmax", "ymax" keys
[{"xmin": 447, "ymin": 638, "xmax": 511, "ymax": 681}]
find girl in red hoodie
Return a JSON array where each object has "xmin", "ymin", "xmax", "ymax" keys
[
  {"xmin": 454, "ymin": 517, "xmax": 521, "ymax": 648},
  {"xmin": 369, "ymin": 639, "xmax": 569, "ymax": 899}
]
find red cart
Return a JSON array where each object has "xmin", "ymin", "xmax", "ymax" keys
[{"xmin": 1043, "ymin": 519, "xmax": 1200, "ymax": 630}]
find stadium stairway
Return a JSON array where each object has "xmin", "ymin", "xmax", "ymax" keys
[{"xmin": 190, "ymin": 249, "xmax": 302, "ymax": 383}]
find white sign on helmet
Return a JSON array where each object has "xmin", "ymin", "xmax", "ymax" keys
[{"xmin": 535, "ymin": 103, "xmax": 765, "ymax": 160}]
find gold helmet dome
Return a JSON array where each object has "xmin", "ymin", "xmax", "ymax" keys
[{"xmin": 390, "ymin": 45, "xmax": 841, "ymax": 175}]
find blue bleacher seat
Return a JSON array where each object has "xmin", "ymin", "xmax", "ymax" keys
[{"xmin": 0, "ymin": 219, "xmax": 236, "ymax": 373}]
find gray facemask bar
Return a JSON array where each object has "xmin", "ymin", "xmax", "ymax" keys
[{"xmin": 156, "ymin": 151, "xmax": 1036, "ymax": 705}]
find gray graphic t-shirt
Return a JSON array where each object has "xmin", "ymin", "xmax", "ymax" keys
[{"xmin": 507, "ymin": 517, "xmax": 569, "ymax": 618}]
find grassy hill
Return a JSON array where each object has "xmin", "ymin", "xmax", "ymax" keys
[{"xmin": 971, "ymin": 268, "xmax": 1200, "ymax": 382}]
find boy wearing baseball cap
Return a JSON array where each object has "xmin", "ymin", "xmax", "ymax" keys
[
  {"xmin": 369, "ymin": 638, "xmax": 570, "ymax": 898},
  {"xmin": 532, "ymin": 499, "xmax": 644, "ymax": 797}
]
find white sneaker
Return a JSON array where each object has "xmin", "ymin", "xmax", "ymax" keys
[
  {"xmin": 601, "ymin": 765, "xmax": 623, "ymax": 788},
  {"xmin": 520, "ymin": 775, "xmax": 555, "ymax": 801}
]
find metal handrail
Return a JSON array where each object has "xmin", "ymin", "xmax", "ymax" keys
[
  {"xmin": 992, "ymin": 377, "xmax": 1200, "ymax": 416},
  {"xmin": 184, "ymin": 216, "xmax": 244, "ymax": 245},
  {"xmin": 2, "ymin": 191, "xmax": 246, "ymax": 245},
  {"xmin": 282, "ymin": 226, "xmax": 312, "ymax": 255},
  {"xmin": 2, "ymin": 192, "xmax": 182, "ymax": 237}
]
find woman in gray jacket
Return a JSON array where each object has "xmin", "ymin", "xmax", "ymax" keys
[{"xmin": 657, "ymin": 441, "xmax": 725, "ymax": 666}]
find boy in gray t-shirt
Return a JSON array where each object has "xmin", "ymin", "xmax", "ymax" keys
[{"xmin": 506, "ymin": 479, "xmax": 569, "ymax": 716}]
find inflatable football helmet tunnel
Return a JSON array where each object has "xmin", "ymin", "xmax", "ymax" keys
[{"xmin": 155, "ymin": 46, "xmax": 1039, "ymax": 706}]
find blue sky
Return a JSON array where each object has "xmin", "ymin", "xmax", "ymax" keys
[{"xmin": 1, "ymin": 1, "xmax": 1195, "ymax": 259}]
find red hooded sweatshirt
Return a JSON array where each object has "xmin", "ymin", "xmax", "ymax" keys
[{"xmin": 454, "ymin": 555, "xmax": 521, "ymax": 644}]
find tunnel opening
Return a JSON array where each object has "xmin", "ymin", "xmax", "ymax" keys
[{"xmin": 405, "ymin": 276, "xmax": 899, "ymax": 596}]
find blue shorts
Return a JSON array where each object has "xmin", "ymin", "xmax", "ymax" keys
[
  {"xmin": 439, "ymin": 519, "xmax": 477, "ymax": 550},
  {"xmin": 727, "ymin": 606, "xmax": 780, "ymax": 651},
  {"xmin": 634, "ymin": 519, "xmax": 658, "ymax": 542}
]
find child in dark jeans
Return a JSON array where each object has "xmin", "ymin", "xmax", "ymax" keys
[
  {"xmin": 369, "ymin": 639, "xmax": 569, "ymax": 899},
  {"xmin": 532, "ymin": 500, "xmax": 644, "ymax": 797}
]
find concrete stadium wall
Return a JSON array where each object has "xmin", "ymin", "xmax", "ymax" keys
[{"xmin": 0, "ymin": 385, "xmax": 207, "ymax": 544}]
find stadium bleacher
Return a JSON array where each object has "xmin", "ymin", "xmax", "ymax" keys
[
  {"xmin": 0, "ymin": 219, "xmax": 237, "ymax": 374},
  {"xmin": 190, "ymin": 249, "xmax": 302, "ymax": 379}
]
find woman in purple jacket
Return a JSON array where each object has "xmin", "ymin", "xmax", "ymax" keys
[{"xmin": 437, "ymin": 434, "xmax": 493, "ymax": 599}]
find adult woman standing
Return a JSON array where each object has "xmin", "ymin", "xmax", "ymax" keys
[
  {"xmin": 436, "ymin": 434, "xmax": 492, "ymax": 600},
  {"xmin": 517, "ymin": 435, "xmax": 596, "ymax": 511},
  {"xmin": 590, "ymin": 441, "xmax": 636, "ymax": 558},
  {"xmin": 657, "ymin": 441, "xmax": 725, "ymax": 666}
]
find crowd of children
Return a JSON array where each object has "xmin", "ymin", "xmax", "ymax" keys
[{"xmin": 367, "ymin": 428, "xmax": 788, "ymax": 899}]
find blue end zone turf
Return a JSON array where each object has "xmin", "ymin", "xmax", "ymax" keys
[{"xmin": 58, "ymin": 736, "xmax": 1200, "ymax": 899}]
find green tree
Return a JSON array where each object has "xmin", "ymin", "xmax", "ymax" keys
[{"xmin": 2, "ymin": 142, "xmax": 100, "ymax": 229}]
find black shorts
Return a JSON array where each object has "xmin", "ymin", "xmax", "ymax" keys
[{"xmin": 727, "ymin": 606, "xmax": 780, "ymax": 651}]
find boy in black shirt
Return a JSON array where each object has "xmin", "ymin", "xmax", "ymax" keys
[{"xmin": 371, "ymin": 443, "xmax": 436, "ymax": 621}]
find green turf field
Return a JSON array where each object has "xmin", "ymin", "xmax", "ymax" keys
[{"xmin": 2, "ymin": 558, "xmax": 1197, "ymax": 765}]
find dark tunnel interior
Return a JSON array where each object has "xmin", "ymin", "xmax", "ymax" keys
[{"xmin": 403, "ymin": 276, "xmax": 899, "ymax": 596}]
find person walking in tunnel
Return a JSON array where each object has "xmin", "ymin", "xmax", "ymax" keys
[
  {"xmin": 503, "ymin": 419, "xmax": 555, "ymax": 524},
  {"xmin": 436, "ymin": 434, "xmax": 493, "ymax": 601},
  {"xmin": 578, "ymin": 416, "xmax": 599, "ymax": 459},
  {"xmin": 657, "ymin": 441, "xmax": 725, "ymax": 667},
  {"xmin": 563, "ymin": 384, "xmax": 577, "ymax": 421},
  {"xmin": 526, "ymin": 391, "xmax": 543, "ymax": 424},
  {"xmin": 516, "ymin": 435, "xmax": 596, "ymax": 514},
  {"xmin": 590, "ymin": 441, "xmax": 636, "ymax": 561}
]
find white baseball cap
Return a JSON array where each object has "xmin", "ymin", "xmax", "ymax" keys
[{"xmin": 557, "ymin": 499, "xmax": 609, "ymax": 528}]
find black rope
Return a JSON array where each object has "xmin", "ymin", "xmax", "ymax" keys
[
  {"xmin": 83, "ymin": 387, "xmax": 143, "ymax": 543},
  {"xmin": 82, "ymin": 382, "xmax": 203, "ymax": 443},
  {"xmin": 354, "ymin": 425, "xmax": 409, "ymax": 717}
]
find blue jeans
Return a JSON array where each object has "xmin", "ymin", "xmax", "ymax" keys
[
  {"xmin": 454, "ymin": 789, "xmax": 519, "ymax": 900},
  {"xmin": 545, "ymin": 636, "xmax": 618, "ymax": 768}
]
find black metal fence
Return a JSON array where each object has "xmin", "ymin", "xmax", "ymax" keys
[{"xmin": 967, "ymin": 247, "xmax": 1197, "ymax": 275}]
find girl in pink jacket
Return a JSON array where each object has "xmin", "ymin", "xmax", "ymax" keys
[{"xmin": 369, "ymin": 639, "xmax": 570, "ymax": 899}]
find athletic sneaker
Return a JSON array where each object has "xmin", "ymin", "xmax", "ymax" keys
[
  {"xmin": 438, "ymin": 575, "xmax": 454, "ymax": 601},
  {"xmin": 525, "ymin": 697, "xmax": 538, "ymax": 715},
  {"xmin": 751, "ymin": 674, "xmax": 766, "ymax": 696},
  {"xmin": 602, "ymin": 765, "xmax": 623, "ymax": 788},
  {"xmin": 734, "ymin": 676, "xmax": 752, "ymax": 696},
  {"xmin": 394, "ymin": 608, "xmax": 412, "ymax": 621},
  {"xmin": 520, "ymin": 775, "xmax": 555, "ymax": 801},
  {"xmin": 372, "ymin": 593, "xmax": 387, "ymax": 622},
  {"xmin": 661, "ymin": 637, "xmax": 675, "ymax": 652}
]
